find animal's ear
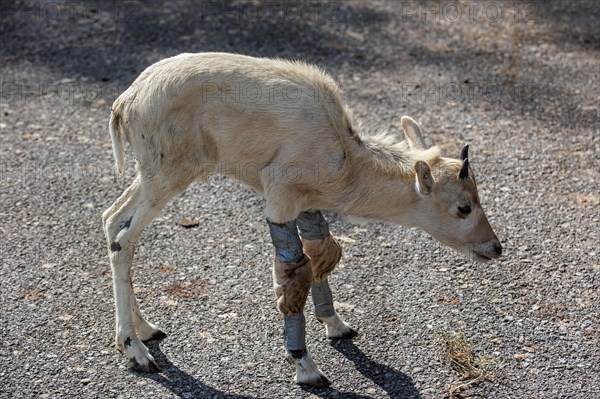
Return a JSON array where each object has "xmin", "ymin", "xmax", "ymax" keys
[
  {"xmin": 401, "ymin": 116, "xmax": 426, "ymax": 150},
  {"xmin": 415, "ymin": 160, "xmax": 433, "ymax": 195}
]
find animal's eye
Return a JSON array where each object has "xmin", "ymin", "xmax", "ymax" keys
[{"xmin": 457, "ymin": 205, "xmax": 472, "ymax": 217}]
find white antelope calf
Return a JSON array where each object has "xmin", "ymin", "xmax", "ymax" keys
[{"xmin": 102, "ymin": 52, "xmax": 502, "ymax": 387}]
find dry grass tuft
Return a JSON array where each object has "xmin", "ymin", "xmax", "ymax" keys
[{"xmin": 436, "ymin": 330, "xmax": 498, "ymax": 398}]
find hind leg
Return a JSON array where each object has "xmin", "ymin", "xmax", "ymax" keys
[
  {"xmin": 105, "ymin": 184, "xmax": 166, "ymax": 343},
  {"xmin": 130, "ymin": 288, "xmax": 166, "ymax": 342},
  {"xmin": 297, "ymin": 211, "xmax": 357, "ymax": 339},
  {"xmin": 103, "ymin": 174, "xmax": 189, "ymax": 371}
]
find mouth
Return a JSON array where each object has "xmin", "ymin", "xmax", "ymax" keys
[
  {"xmin": 471, "ymin": 251, "xmax": 499, "ymax": 263},
  {"xmin": 473, "ymin": 252, "xmax": 492, "ymax": 262},
  {"xmin": 452, "ymin": 243, "xmax": 501, "ymax": 263}
]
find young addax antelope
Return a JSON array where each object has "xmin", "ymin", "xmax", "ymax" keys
[{"xmin": 102, "ymin": 53, "xmax": 502, "ymax": 386}]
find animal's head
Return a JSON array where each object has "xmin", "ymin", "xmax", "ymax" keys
[{"xmin": 401, "ymin": 116, "xmax": 502, "ymax": 263}]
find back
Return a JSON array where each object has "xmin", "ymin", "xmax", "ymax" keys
[{"xmin": 112, "ymin": 52, "xmax": 352, "ymax": 190}]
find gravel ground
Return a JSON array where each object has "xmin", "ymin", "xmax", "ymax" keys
[{"xmin": 1, "ymin": 1, "xmax": 599, "ymax": 398}]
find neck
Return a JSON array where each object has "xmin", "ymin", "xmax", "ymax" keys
[{"xmin": 334, "ymin": 151, "xmax": 423, "ymax": 226}]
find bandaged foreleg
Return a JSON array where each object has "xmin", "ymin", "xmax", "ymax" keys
[
  {"xmin": 267, "ymin": 219, "xmax": 304, "ymax": 263},
  {"xmin": 297, "ymin": 211, "xmax": 342, "ymax": 318},
  {"xmin": 272, "ymin": 255, "xmax": 312, "ymax": 315},
  {"xmin": 269, "ymin": 219, "xmax": 312, "ymax": 355},
  {"xmin": 296, "ymin": 210, "xmax": 330, "ymax": 240},
  {"xmin": 297, "ymin": 211, "xmax": 341, "ymax": 282},
  {"xmin": 284, "ymin": 314, "xmax": 306, "ymax": 357},
  {"xmin": 311, "ymin": 279, "xmax": 335, "ymax": 318}
]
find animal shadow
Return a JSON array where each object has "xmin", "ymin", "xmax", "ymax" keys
[
  {"xmin": 303, "ymin": 339, "xmax": 422, "ymax": 399},
  {"xmin": 133, "ymin": 339, "xmax": 258, "ymax": 399}
]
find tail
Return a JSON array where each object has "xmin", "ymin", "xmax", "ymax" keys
[{"xmin": 109, "ymin": 106, "xmax": 126, "ymax": 175}]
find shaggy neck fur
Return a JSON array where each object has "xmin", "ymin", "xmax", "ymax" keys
[
  {"xmin": 358, "ymin": 129, "xmax": 441, "ymax": 176},
  {"xmin": 338, "ymin": 127, "xmax": 441, "ymax": 224}
]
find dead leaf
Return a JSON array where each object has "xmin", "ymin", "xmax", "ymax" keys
[
  {"xmin": 178, "ymin": 217, "xmax": 200, "ymax": 228},
  {"xmin": 437, "ymin": 296, "xmax": 461, "ymax": 304}
]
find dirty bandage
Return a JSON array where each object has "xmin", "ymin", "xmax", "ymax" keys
[
  {"xmin": 296, "ymin": 211, "xmax": 330, "ymax": 240},
  {"xmin": 311, "ymin": 279, "xmax": 335, "ymax": 318},
  {"xmin": 284, "ymin": 314, "xmax": 306, "ymax": 355},
  {"xmin": 267, "ymin": 219, "xmax": 304, "ymax": 263},
  {"xmin": 297, "ymin": 211, "xmax": 336, "ymax": 317}
]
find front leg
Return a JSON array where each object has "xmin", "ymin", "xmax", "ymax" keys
[
  {"xmin": 268, "ymin": 220, "xmax": 330, "ymax": 387},
  {"xmin": 297, "ymin": 211, "xmax": 357, "ymax": 339}
]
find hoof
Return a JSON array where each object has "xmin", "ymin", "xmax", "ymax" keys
[
  {"xmin": 318, "ymin": 313, "xmax": 357, "ymax": 340},
  {"xmin": 297, "ymin": 374, "xmax": 331, "ymax": 388},
  {"xmin": 128, "ymin": 356, "xmax": 161, "ymax": 373},
  {"xmin": 288, "ymin": 350, "xmax": 330, "ymax": 388},
  {"xmin": 329, "ymin": 327, "xmax": 358, "ymax": 340},
  {"xmin": 143, "ymin": 330, "xmax": 167, "ymax": 342}
]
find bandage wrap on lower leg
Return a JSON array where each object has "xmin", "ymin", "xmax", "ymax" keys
[
  {"xmin": 311, "ymin": 280, "xmax": 335, "ymax": 318},
  {"xmin": 284, "ymin": 314, "xmax": 306, "ymax": 356},
  {"xmin": 296, "ymin": 211, "xmax": 330, "ymax": 240},
  {"xmin": 269, "ymin": 219, "xmax": 311, "ymax": 357},
  {"xmin": 267, "ymin": 219, "xmax": 304, "ymax": 263},
  {"xmin": 297, "ymin": 211, "xmax": 339, "ymax": 318}
]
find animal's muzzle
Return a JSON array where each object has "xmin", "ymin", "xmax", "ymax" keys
[
  {"xmin": 494, "ymin": 242, "xmax": 503, "ymax": 257},
  {"xmin": 471, "ymin": 239, "xmax": 503, "ymax": 261}
]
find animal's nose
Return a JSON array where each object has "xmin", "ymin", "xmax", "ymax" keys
[{"xmin": 494, "ymin": 242, "xmax": 503, "ymax": 256}]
